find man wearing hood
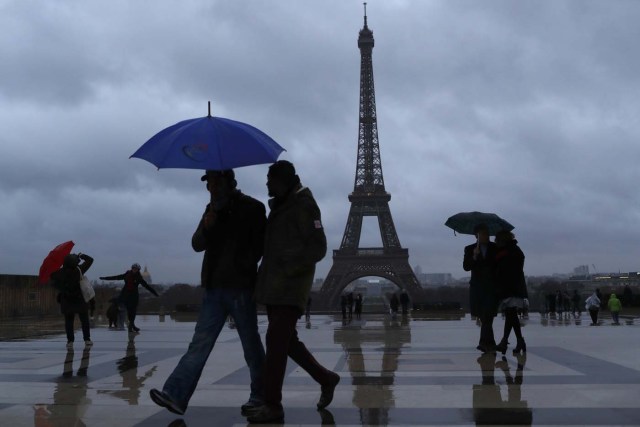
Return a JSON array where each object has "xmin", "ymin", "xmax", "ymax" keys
[{"xmin": 247, "ymin": 161, "xmax": 340, "ymax": 424}]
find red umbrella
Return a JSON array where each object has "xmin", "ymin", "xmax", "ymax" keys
[{"xmin": 38, "ymin": 241, "xmax": 74, "ymax": 284}]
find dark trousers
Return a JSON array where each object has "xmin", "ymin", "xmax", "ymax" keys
[
  {"xmin": 64, "ymin": 312, "xmax": 91, "ymax": 342},
  {"xmin": 589, "ymin": 308, "xmax": 599, "ymax": 324},
  {"xmin": 501, "ymin": 308, "xmax": 523, "ymax": 343},
  {"xmin": 479, "ymin": 313, "xmax": 496, "ymax": 346},
  {"xmin": 264, "ymin": 305, "xmax": 335, "ymax": 408},
  {"xmin": 123, "ymin": 297, "xmax": 139, "ymax": 328}
]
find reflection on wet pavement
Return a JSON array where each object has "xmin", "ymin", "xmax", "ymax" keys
[{"xmin": 0, "ymin": 312, "xmax": 639, "ymax": 426}]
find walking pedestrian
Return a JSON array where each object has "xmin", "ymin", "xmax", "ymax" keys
[
  {"xmin": 354, "ymin": 293, "xmax": 363, "ymax": 320},
  {"xmin": 150, "ymin": 169, "xmax": 267, "ymax": 416},
  {"xmin": 571, "ymin": 290, "xmax": 582, "ymax": 318},
  {"xmin": 400, "ymin": 290, "xmax": 410, "ymax": 315},
  {"xmin": 607, "ymin": 293, "xmax": 622, "ymax": 325},
  {"xmin": 555, "ymin": 290, "xmax": 564, "ymax": 318},
  {"xmin": 305, "ymin": 297, "xmax": 312, "ymax": 321},
  {"xmin": 463, "ymin": 223, "xmax": 498, "ymax": 353},
  {"xmin": 106, "ymin": 297, "xmax": 119, "ymax": 329},
  {"xmin": 586, "ymin": 289, "xmax": 601, "ymax": 326},
  {"xmin": 340, "ymin": 294, "xmax": 348, "ymax": 320},
  {"xmin": 100, "ymin": 263, "xmax": 159, "ymax": 332},
  {"xmin": 389, "ymin": 293, "xmax": 400, "ymax": 318},
  {"xmin": 347, "ymin": 292, "xmax": 354, "ymax": 319},
  {"xmin": 493, "ymin": 230, "xmax": 527, "ymax": 355},
  {"xmin": 50, "ymin": 253, "xmax": 94, "ymax": 348},
  {"xmin": 248, "ymin": 160, "xmax": 340, "ymax": 424}
]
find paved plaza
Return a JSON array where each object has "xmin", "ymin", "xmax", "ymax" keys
[{"xmin": 0, "ymin": 312, "xmax": 639, "ymax": 426}]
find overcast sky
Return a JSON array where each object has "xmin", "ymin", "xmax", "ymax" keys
[{"xmin": 2, "ymin": 0, "xmax": 640, "ymax": 285}]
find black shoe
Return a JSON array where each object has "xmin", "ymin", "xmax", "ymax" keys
[
  {"xmin": 246, "ymin": 404, "xmax": 284, "ymax": 424},
  {"xmin": 241, "ymin": 399, "xmax": 264, "ymax": 416},
  {"xmin": 496, "ymin": 340, "xmax": 508, "ymax": 355},
  {"xmin": 476, "ymin": 344, "xmax": 496, "ymax": 354},
  {"xmin": 513, "ymin": 339, "xmax": 527, "ymax": 354},
  {"xmin": 149, "ymin": 389, "xmax": 185, "ymax": 415},
  {"xmin": 317, "ymin": 372, "xmax": 340, "ymax": 410}
]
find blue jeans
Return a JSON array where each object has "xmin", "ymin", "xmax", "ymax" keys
[{"xmin": 162, "ymin": 287, "xmax": 265, "ymax": 409}]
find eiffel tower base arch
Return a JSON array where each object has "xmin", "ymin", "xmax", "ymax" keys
[{"xmin": 317, "ymin": 248, "xmax": 427, "ymax": 310}]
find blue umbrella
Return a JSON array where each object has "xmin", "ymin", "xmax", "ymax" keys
[{"xmin": 131, "ymin": 103, "xmax": 286, "ymax": 170}]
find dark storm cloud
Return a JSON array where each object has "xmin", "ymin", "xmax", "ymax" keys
[{"xmin": 2, "ymin": 0, "xmax": 640, "ymax": 284}]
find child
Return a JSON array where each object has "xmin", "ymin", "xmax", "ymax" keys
[
  {"xmin": 607, "ymin": 293, "xmax": 622, "ymax": 325},
  {"xmin": 106, "ymin": 297, "xmax": 119, "ymax": 329}
]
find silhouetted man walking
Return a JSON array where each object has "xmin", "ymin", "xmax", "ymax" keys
[{"xmin": 248, "ymin": 161, "xmax": 340, "ymax": 423}]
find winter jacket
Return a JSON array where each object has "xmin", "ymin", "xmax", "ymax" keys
[
  {"xmin": 463, "ymin": 241, "xmax": 497, "ymax": 317},
  {"xmin": 100, "ymin": 270, "xmax": 158, "ymax": 301},
  {"xmin": 607, "ymin": 294, "xmax": 622, "ymax": 312},
  {"xmin": 494, "ymin": 240, "xmax": 528, "ymax": 300},
  {"xmin": 191, "ymin": 190, "xmax": 266, "ymax": 289},
  {"xmin": 50, "ymin": 254, "xmax": 93, "ymax": 314},
  {"xmin": 255, "ymin": 185, "xmax": 327, "ymax": 313}
]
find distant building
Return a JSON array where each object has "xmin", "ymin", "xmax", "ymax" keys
[
  {"xmin": 142, "ymin": 265, "xmax": 152, "ymax": 284},
  {"xmin": 419, "ymin": 273, "xmax": 454, "ymax": 287},
  {"xmin": 0, "ymin": 275, "xmax": 58, "ymax": 318},
  {"xmin": 573, "ymin": 265, "xmax": 590, "ymax": 276}
]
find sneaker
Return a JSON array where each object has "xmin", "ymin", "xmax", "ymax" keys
[
  {"xmin": 149, "ymin": 389, "xmax": 185, "ymax": 415},
  {"xmin": 66, "ymin": 341, "xmax": 73, "ymax": 349},
  {"xmin": 246, "ymin": 404, "xmax": 284, "ymax": 423},
  {"xmin": 84, "ymin": 340, "xmax": 93, "ymax": 347}
]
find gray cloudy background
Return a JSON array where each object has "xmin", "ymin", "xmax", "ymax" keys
[{"xmin": 2, "ymin": 0, "xmax": 640, "ymax": 285}]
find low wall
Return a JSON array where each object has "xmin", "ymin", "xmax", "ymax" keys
[{"xmin": 0, "ymin": 275, "xmax": 59, "ymax": 318}]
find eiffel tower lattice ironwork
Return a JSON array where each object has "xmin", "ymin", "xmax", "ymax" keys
[{"xmin": 318, "ymin": 8, "xmax": 425, "ymax": 309}]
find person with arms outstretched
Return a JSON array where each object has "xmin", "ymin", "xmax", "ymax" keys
[{"xmin": 100, "ymin": 263, "xmax": 158, "ymax": 332}]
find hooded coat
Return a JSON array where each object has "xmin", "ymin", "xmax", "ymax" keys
[
  {"xmin": 607, "ymin": 294, "xmax": 622, "ymax": 312},
  {"xmin": 255, "ymin": 184, "xmax": 327, "ymax": 313},
  {"xmin": 50, "ymin": 255, "xmax": 94, "ymax": 314}
]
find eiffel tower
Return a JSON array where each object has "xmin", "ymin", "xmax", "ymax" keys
[{"xmin": 318, "ymin": 6, "xmax": 425, "ymax": 309}]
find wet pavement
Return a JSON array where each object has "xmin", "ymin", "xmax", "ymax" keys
[{"xmin": 1, "ymin": 312, "xmax": 639, "ymax": 426}]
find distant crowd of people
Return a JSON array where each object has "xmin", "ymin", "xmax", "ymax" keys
[{"xmin": 541, "ymin": 288, "xmax": 624, "ymax": 326}]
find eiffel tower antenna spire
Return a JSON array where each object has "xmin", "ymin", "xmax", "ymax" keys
[
  {"xmin": 318, "ymin": 8, "xmax": 425, "ymax": 309},
  {"xmin": 364, "ymin": 2, "xmax": 368, "ymax": 27}
]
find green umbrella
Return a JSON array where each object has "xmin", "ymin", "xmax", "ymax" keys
[{"xmin": 445, "ymin": 211, "xmax": 514, "ymax": 236}]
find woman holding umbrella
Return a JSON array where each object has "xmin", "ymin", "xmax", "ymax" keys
[{"xmin": 50, "ymin": 253, "xmax": 94, "ymax": 348}]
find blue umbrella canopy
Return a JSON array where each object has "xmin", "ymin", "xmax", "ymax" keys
[
  {"xmin": 445, "ymin": 211, "xmax": 514, "ymax": 236},
  {"xmin": 131, "ymin": 104, "xmax": 285, "ymax": 170}
]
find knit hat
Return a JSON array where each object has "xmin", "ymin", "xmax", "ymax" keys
[{"xmin": 268, "ymin": 160, "xmax": 300, "ymax": 188}]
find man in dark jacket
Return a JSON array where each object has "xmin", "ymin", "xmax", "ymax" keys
[
  {"xmin": 247, "ymin": 161, "xmax": 340, "ymax": 424},
  {"xmin": 150, "ymin": 170, "xmax": 267, "ymax": 416},
  {"xmin": 100, "ymin": 263, "xmax": 158, "ymax": 332},
  {"xmin": 463, "ymin": 224, "xmax": 498, "ymax": 353}
]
